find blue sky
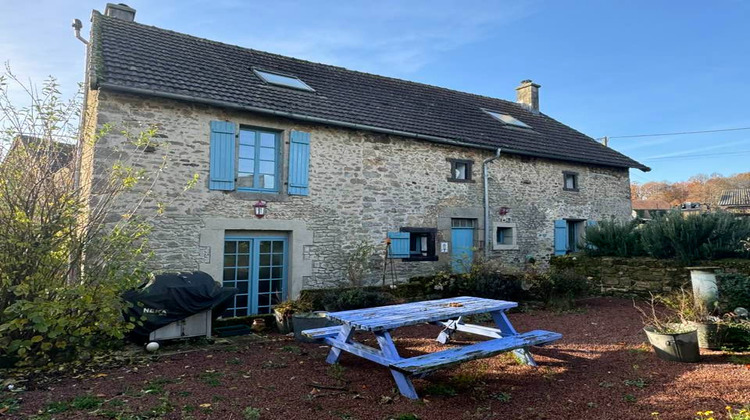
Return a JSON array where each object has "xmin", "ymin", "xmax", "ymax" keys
[{"xmin": 2, "ymin": 0, "xmax": 749, "ymax": 183}]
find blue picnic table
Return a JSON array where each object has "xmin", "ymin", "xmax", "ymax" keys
[{"xmin": 302, "ymin": 296, "xmax": 562, "ymax": 399}]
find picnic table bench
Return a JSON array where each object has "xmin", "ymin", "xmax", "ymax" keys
[{"xmin": 302, "ymin": 296, "xmax": 561, "ymax": 399}]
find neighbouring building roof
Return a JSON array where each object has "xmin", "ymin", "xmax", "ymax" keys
[
  {"xmin": 8, "ymin": 136, "xmax": 75, "ymax": 172},
  {"xmin": 89, "ymin": 12, "xmax": 649, "ymax": 172},
  {"xmin": 718, "ymin": 188, "xmax": 750, "ymax": 208},
  {"xmin": 632, "ymin": 200, "xmax": 671, "ymax": 210}
]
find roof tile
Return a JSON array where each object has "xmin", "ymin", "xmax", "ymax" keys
[{"xmin": 718, "ymin": 188, "xmax": 750, "ymax": 207}]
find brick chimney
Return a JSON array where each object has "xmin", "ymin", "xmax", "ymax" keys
[
  {"xmin": 516, "ymin": 80, "xmax": 540, "ymax": 113},
  {"xmin": 105, "ymin": 3, "xmax": 136, "ymax": 21}
]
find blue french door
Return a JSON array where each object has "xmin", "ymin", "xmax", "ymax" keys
[{"xmin": 222, "ymin": 236, "xmax": 287, "ymax": 317}]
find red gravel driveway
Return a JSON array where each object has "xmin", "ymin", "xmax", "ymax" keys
[{"xmin": 7, "ymin": 297, "xmax": 750, "ymax": 419}]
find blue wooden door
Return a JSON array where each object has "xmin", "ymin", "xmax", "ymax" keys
[
  {"xmin": 451, "ymin": 224, "xmax": 475, "ymax": 273},
  {"xmin": 223, "ymin": 236, "xmax": 287, "ymax": 317}
]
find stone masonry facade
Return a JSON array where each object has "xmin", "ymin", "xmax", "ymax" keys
[{"xmin": 81, "ymin": 90, "xmax": 633, "ymax": 299}]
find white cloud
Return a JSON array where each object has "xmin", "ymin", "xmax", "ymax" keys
[
  {"xmin": 642, "ymin": 138, "xmax": 750, "ymax": 160},
  {"xmin": 220, "ymin": 0, "xmax": 537, "ymax": 76}
]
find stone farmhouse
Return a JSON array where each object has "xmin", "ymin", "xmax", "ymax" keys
[{"xmin": 78, "ymin": 4, "xmax": 648, "ymax": 316}]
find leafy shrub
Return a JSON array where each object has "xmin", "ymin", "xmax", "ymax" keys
[
  {"xmin": 584, "ymin": 211, "xmax": 750, "ymax": 262},
  {"xmin": 527, "ymin": 268, "xmax": 590, "ymax": 310},
  {"xmin": 640, "ymin": 211, "xmax": 750, "ymax": 262},
  {"xmin": 448, "ymin": 257, "xmax": 524, "ymax": 301},
  {"xmin": 0, "ymin": 69, "xmax": 196, "ymax": 366},
  {"xmin": 584, "ymin": 219, "xmax": 644, "ymax": 257},
  {"xmin": 273, "ymin": 298, "xmax": 313, "ymax": 316},
  {"xmin": 723, "ymin": 322, "xmax": 750, "ymax": 351},
  {"xmin": 322, "ymin": 288, "xmax": 394, "ymax": 311},
  {"xmin": 718, "ymin": 273, "xmax": 750, "ymax": 311},
  {"xmin": 343, "ymin": 241, "xmax": 377, "ymax": 287}
]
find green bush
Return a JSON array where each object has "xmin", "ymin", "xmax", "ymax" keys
[
  {"xmin": 637, "ymin": 214, "xmax": 675, "ymax": 259},
  {"xmin": 447, "ymin": 256, "xmax": 524, "ymax": 301},
  {"xmin": 322, "ymin": 288, "xmax": 394, "ymax": 311},
  {"xmin": 718, "ymin": 273, "xmax": 750, "ymax": 311},
  {"xmin": 584, "ymin": 220, "xmax": 644, "ymax": 257},
  {"xmin": 527, "ymin": 268, "xmax": 591, "ymax": 310},
  {"xmin": 0, "ymin": 70, "xmax": 196, "ymax": 366},
  {"xmin": 643, "ymin": 211, "xmax": 750, "ymax": 262},
  {"xmin": 584, "ymin": 211, "xmax": 750, "ymax": 263}
]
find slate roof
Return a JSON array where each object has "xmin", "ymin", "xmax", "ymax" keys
[
  {"xmin": 89, "ymin": 12, "xmax": 649, "ymax": 171},
  {"xmin": 718, "ymin": 188, "xmax": 750, "ymax": 208}
]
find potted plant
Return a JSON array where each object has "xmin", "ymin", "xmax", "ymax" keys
[
  {"xmin": 661, "ymin": 288, "xmax": 728, "ymax": 350},
  {"xmin": 636, "ymin": 293, "xmax": 700, "ymax": 363},
  {"xmin": 273, "ymin": 299, "xmax": 312, "ymax": 334}
]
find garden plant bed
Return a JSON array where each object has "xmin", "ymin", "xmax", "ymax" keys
[{"xmin": 4, "ymin": 298, "xmax": 748, "ymax": 419}]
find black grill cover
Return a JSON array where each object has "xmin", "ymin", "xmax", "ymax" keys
[{"xmin": 123, "ymin": 271, "xmax": 237, "ymax": 343}]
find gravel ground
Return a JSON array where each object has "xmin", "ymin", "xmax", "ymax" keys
[{"xmin": 5, "ymin": 297, "xmax": 749, "ymax": 419}]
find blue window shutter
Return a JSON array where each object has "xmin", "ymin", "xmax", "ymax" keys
[
  {"xmin": 554, "ymin": 220, "xmax": 568, "ymax": 256},
  {"xmin": 288, "ymin": 130, "xmax": 310, "ymax": 195},
  {"xmin": 387, "ymin": 232, "xmax": 410, "ymax": 258},
  {"xmin": 209, "ymin": 121, "xmax": 236, "ymax": 190},
  {"xmin": 586, "ymin": 220, "xmax": 598, "ymax": 228}
]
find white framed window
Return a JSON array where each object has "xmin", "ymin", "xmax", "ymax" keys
[
  {"xmin": 493, "ymin": 222, "xmax": 518, "ymax": 250},
  {"xmin": 563, "ymin": 171, "xmax": 579, "ymax": 191}
]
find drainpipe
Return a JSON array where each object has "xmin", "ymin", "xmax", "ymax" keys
[
  {"xmin": 69, "ymin": 18, "xmax": 89, "ymax": 284},
  {"xmin": 483, "ymin": 148, "xmax": 502, "ymax": 257}
]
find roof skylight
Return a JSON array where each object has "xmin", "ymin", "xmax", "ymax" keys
[
  {"xmin": 253, "ymin": 69, "xmax": 314, "ymax": 92},
  {"xmin": 484, "ymin": 110, "xmax": 531, "ymax": 129}
]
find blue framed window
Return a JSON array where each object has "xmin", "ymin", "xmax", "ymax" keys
[{"xmin": 237, "ymin": 128, "xmax": 280, "ymax": 192}]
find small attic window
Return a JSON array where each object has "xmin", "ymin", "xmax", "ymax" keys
[
  {"xmin": 484, "ymin": 110, "xmax": 531, "ymax": 129},
  {"xmin": 253, "ymin": 69, "xmax": 314, "ymax": 92}
]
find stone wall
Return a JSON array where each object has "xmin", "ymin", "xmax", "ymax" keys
[
  {"xmin": 551, "ymin": 255, "xmax": 750, "ymax": 296},
  {"xmin": 82, "ymin": 89, "xmax": 633, "ymax": 297}
]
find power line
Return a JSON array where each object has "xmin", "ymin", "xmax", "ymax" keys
[
  {"xmin": 642, "ymin": 149, "xmax": 750, "ymax": 161},
  {"xmin": 602, "ymin": 126, "xmax": 750, "ymax": 140}
]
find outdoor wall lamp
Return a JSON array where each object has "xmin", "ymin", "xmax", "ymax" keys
[{"xmin": 253, "ymin": 200, "xmax": 268, "ymax": 218}]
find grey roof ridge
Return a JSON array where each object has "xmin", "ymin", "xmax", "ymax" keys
[{"xmin": 99, "ymin": 81, "xmax": 646, "ymax": 170}]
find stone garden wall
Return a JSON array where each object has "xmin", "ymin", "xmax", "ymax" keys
[{"xmin": 551, "ymin": 255, "xmax": 750, "ymax": 296}]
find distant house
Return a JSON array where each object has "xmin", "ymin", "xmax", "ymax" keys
[
  {"xmin": 631, "ymin": 200, "xmax": 671, "ymax": 220},
  {"xmin": 679, "ymin": 201, "xmax": 710, "ymax": 215},
  {"xmin": 2, "ymin": 135, "xmax": 75, "ymax": 175},
  {"xmin": 718, "ymin": 188, "xmax": 750, "ymax": 216},
  {"xmin": 77, "ymin": 4, "xmax": 648, "ymax": 316}
]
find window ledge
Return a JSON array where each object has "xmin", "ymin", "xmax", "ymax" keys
[
  {"xmin": 447, "ymin": 177, "xmax": 475, "ymax": 183},
  {"xmin": 563, "ymin": 188, "xmax": 579, "ymax": 192},
  {"xmin": 401, "ymin": 256, "xmax": 439, "ymax": 262},
  {"xmin": 229, "ymin": 189, "xmax": 290, "ymax": 202},
  {"xmin": 493, "ymin": 244, "xmax": 519, "ymax": 251}
]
